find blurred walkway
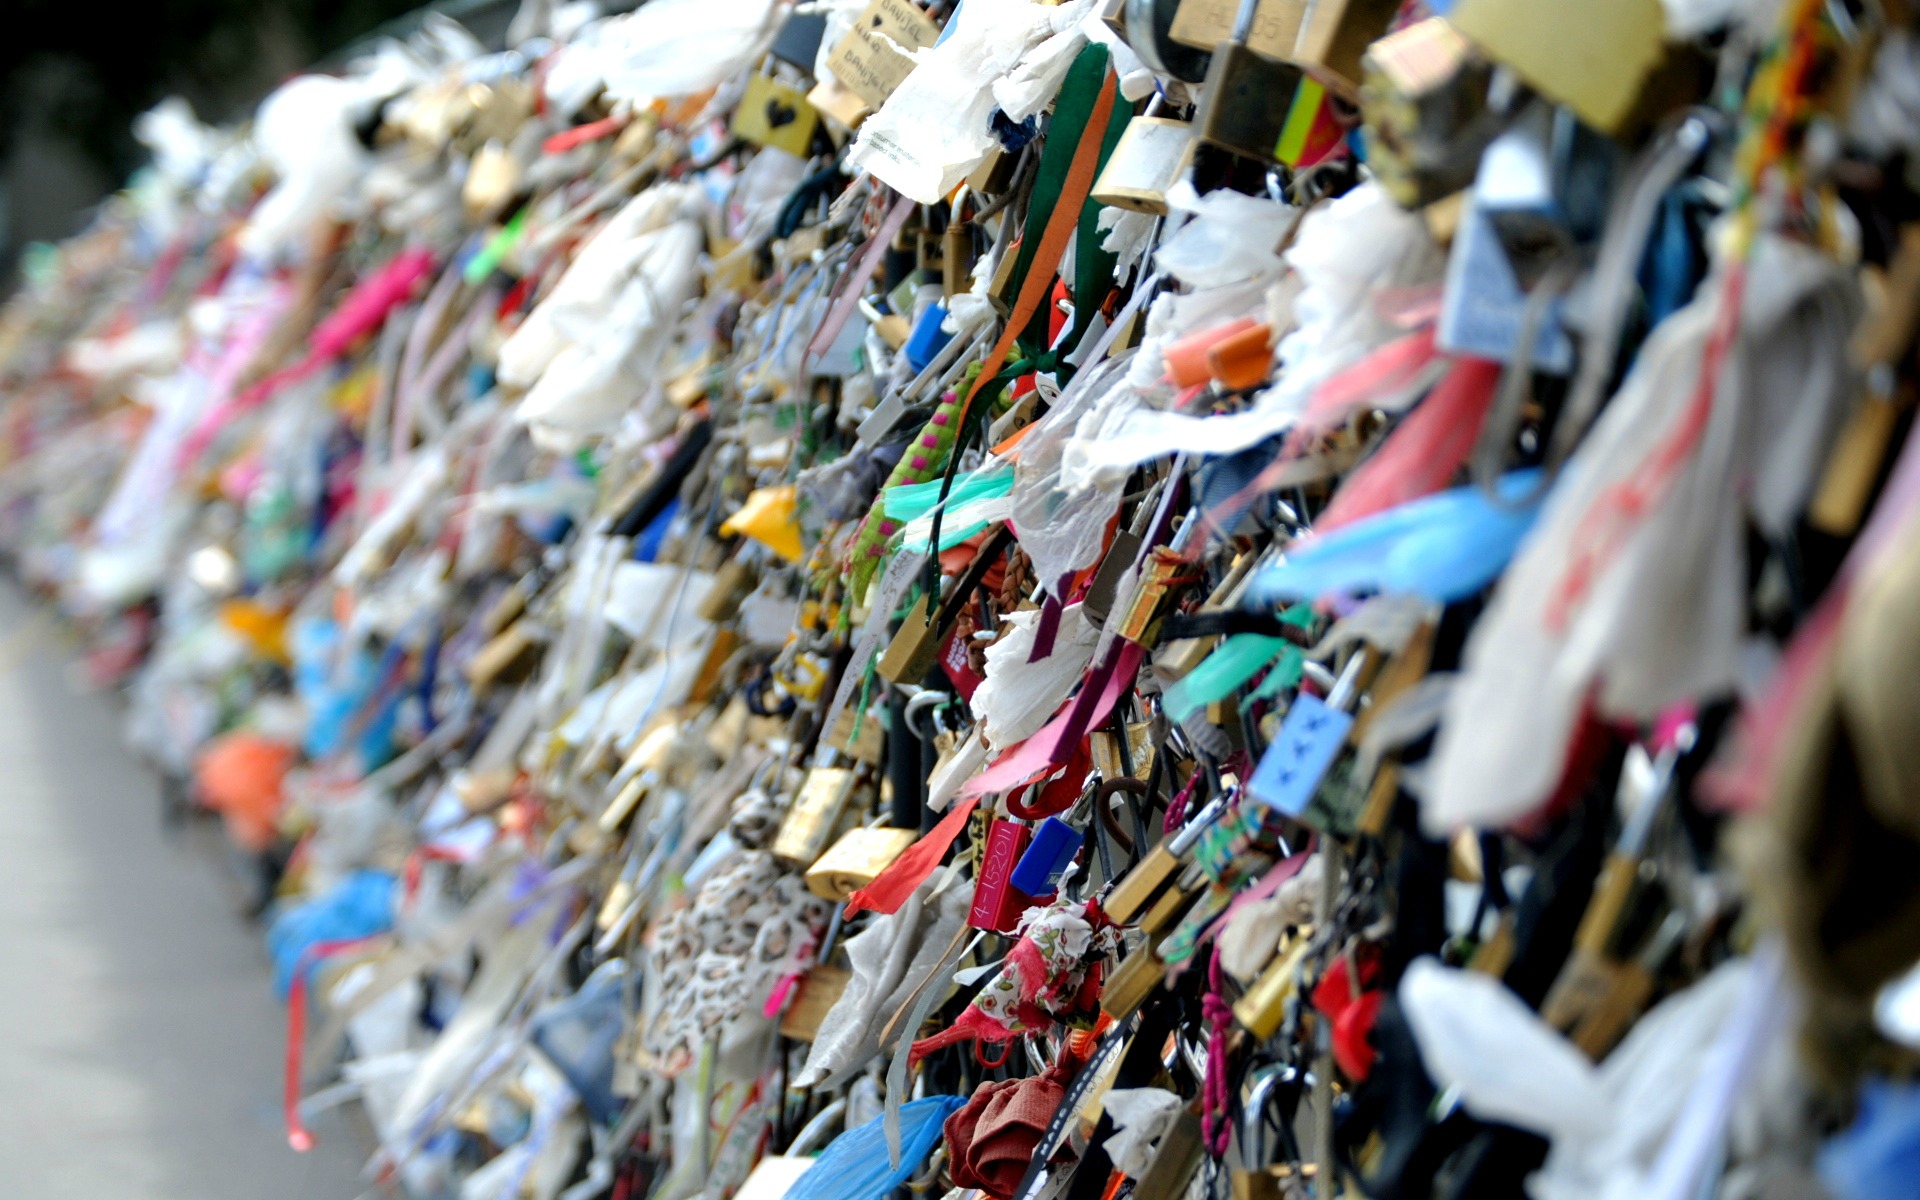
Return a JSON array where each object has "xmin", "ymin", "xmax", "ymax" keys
[{"xmin": 0, "ymin": 584, "xmax": 367, "ymax": 1199}]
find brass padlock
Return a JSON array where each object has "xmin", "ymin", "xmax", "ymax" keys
[
  {"xmin": 1090, "ymin": 721, "xmax": 1155, "ymax": 780},
  {"xmin": 804, "ymin": 825, "xmax": 918, "ymax": 901},
  {"xmin": 1232, "ymin": 932, "xmax": 1311, "ymax": 1040},
  {"xmin": 1117, "ymin": 548, "xmax": 1192, "ymax": 645},
  {"xmin": 1192, "ymin": 0, "xmax": 1302, "ymax": 164},
  {"xmin": 1091, "ymin": 115, "xmax": 1197, "ymax": 215},
  {"xmin": 941, "ymin": 197, "xmax": 975, "ymax": 299},
  {"xmin": 875, "ymin": 593, "xmax": 942, "ymax": 684},
  {"xmin": 1569, "ymin": 910, "xmax": 1686, "ymax": 1058},
  {"xmin": 697, "ymin": 558, "xmax": 757, "ymax": 622},
  {"xmin": 1105, "ymin": 795, "xmax": 1225, "ymax": 925},
  {"xmin": 1100, "ymin": 943, "xmax": 1169, "ymax": 1020},
  {"xmin": 827, "ymin": 707, "xmax": 888, "ymax": 763},
  {"xmin": 1133, "ymin": 1106, "xmax": 1206, "ymax": 1200},
  {"xmin": 779, "ymin": 964, "xmax": 852, "ymax": 1041},
  {"xmin": 467, "ymin": 619, "xmax": 544, "ymax": 691},
  {"xmin": 771, "ymin": 766, "xmax": 861, "ymax": 868}
]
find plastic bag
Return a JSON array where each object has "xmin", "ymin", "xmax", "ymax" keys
[
  {"xmin": 1399, "ymin": 957, "xmax": 1608, "ymax": 1141},
  {"xmin": 784, "ymin": 1095, "xmax": 967, "ymax": 1200}
]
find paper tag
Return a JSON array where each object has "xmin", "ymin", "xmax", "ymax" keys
[{"xmin": 826, "ymin": 0, "xmax": 941, "ymax": 109}]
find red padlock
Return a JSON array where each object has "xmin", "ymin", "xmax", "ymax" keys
[{"xmin": 968, "ymin": 818, "xmax": 1039, "ymax": 933}]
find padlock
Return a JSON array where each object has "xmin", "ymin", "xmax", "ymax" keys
[
  {"xmin": 876, "ymin": 593, "xmax": 943, "ymax": 684},
  {"xmin": 778, "ymin": 963, "xmax": 852, "ymax": 1041},
  {"xmin": 969, "ymin": 816, "xmax": 1039, "ymax": 932},
  {"xmin": 1569, "ymin": 909, "xmax": 1687, "ymax": 1058},
  {"xmin": 1540, "ymin": 744, "xmax": 1676, "ymax": 1030},
  {"xmin": 729, "ymin": 72, "xmax": 821, "ymax": 157},
  {"xmin": 1361, "ymin": 17, "xmax": 1497, "ymax": 211},
  {"xmin": 1104, "ymin": 794, "xmax": 1227, "ymax": 925},
  {"xmin": 771, "ymin": 766, "xmax": 861, "ymax": 868},
  {"xmin": 1291, "ymin": 0, "xmax": 1401, "ymax": 95},
  {"xmin": 1233, "ymin": 932, "xmax": 1311, "ymax": 1040},
  {"xmin": 1233, "ymin": 1063, "xmax": 1313, "ymax": 1200},
  {"xmin": 1247, "ymin": 650, "xmax": 1371, "ymax": 819},
  {"xmin": 1100, "ymin": 941, "xmax": 1170, "ymax": 1020},
  {"xmin": 805, "ymin": 825, "xmax": 918, "ymax": 900},
  {"xmin": 878, "ymin": 530, "xmax": 1011, "ymax": 684},
  {"xmin": 1132, "ymin": 1105, "xmax": 1206, "ymax": 1200},
  {"xmin": 1117, "ymin": 548, "xmax": 1194, "ymax": 646},
  {"xmin": 942, "ymin": 189, "xmax": 974, "ymax": 298},
  {"xmin": 1091, "ymin": 112, "xmax": 1197, "ymax": 216},
  {"xmin": 1138, "ymin": 860, "xmax": 1218, "ymax": 939},
  {"xmin": 1191, "ymin": 0, "xmax": 1302, "ymax": 165},
  {"xmin": 467, "ymin": 619, "xmax": 545, "ymax": 691},
  {"xmin": 697, "ymin": 558, "xmax": 757, "ymax": 622},
  {"xmin": 1011, "ymin": 815, "xmax": 1084, "ymax": 896},
  {"xmin": 1090, "ymin": 721, "xmax": 1155, "ymax": 781}
]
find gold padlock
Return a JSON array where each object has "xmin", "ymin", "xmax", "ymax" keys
[
  {"xmin": 1091, "ymin": 116, "xmax": 1198, "ymax": 215},
  {"xmin": 779, "ymin": 964, "xmax": 852, "ymax": 1042},
  {"xmin": 1117, "ymin": 550, "xmax": 1192, "ymax": 645},
  {"xmin": 467, "ymin": 619, "xmax": 544, "ymax": 691},
  {"xmin": 1100, "ymin": 943, "xmax": 1169, "ymax": 1021},
  {"xmin": 772, "ymin": 766, "xmax": 861, "ymax": 868},
  {"xmin": 804, "ymin": 825, "xmax": 918, "ymax": 901},
  {"xmin": 1106, "ymin": 795, "xmax": 1225, "ymax": 925},
  {"xmin": 1091, "ymin": 721, "xmax": 1155, "ymax": 780},
  {"xmin": 1233, "ymin": 934, "xmax": 1311, "ymax": 1041},
  {"xmin": 875, "ymin": 593, "xmax": 942, "ymax": 684},
  {"xmin": 1192, "ymin": 0, "xmax": 1303, "ymax": 166}
]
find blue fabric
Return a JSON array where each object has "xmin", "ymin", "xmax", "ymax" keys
[
  {"xmin": 1820, "ymin": 1079, "xmax": 1920, "ymax": 1200},
  {"xmin": 266, "ymin": 869, "xmax": 396, "ymax": 997},
  {"xmin": 1246, "ymin": 470, "xmax": 1546, "ymax": 605},
  {"xmin": 785, "ymin": 1096, "xmax": 967, "ymax": 1200}
]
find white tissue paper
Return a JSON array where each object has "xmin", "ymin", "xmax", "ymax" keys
[
  {"xmin": 849, "ymin": 0, "xmax": 1094, "ymax": 204},
  {"xmin": 544, "ymin": 0, "xmax": 784, "ymax": 113}
]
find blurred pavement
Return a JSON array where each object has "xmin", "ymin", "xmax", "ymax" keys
[{"xmin": 0, "ymin": 584, "xmax": 368, "ymax": 1198}]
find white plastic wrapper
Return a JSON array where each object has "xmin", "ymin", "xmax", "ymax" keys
[
  {"xmin": 1400, "ymin": 957, "xmax": 1610, "ymax": 1141},
  {"xmin": 1058, "ymin": 186, "xmax": 1436, "ymax": 488},
  {"xmin": 1426, "ymin": 238, "xmax": 1861, "ymax": 835},
  {"xmin": 849, "ymin": 0, "xmax": 1094, "ymax": 204},
  {"xmin": 1104, "ymin": 1088, "xmax": 1185, "ymax": 1178},
  {"xmin": 240, "ymin": 75, "xmax": 375, "ymax": 261},
  {"xmin": 1531, "ymin": 950, "xmax": 1799, "ymax": 1200},
  {"xmin": 1014, "ymin": 354, "xmax": 1131, "ymax": 585},
  {"xmin": 1217, "ymin": 853, "xmax": 1323, "ymax": 984},
  {"xmin": 544, "ymin": 0, "xmax": 783, "ymax": 114},
  {"xmin": 500, "ymin": 184, "xmax": 707, "ymax": 447},
  {"xmin": 1153, "ymin": 182, "xmax": 1297, "ymax": 288},
  {"xmin": 1848, "ymin": 30, "xmax": 1920, "ymax": 159}
]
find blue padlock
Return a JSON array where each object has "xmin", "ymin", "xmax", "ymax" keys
[
  {"xmin": 1248, "ymin": 651, "xmax": 1370, "ymax": 817},
  {"xmin": 1010, "ymin": 816, "xmax": 1083, "ymax": 895},
  {"xmin": 905, "ymin": 303, "xmax": 954, "ymax": 373}
]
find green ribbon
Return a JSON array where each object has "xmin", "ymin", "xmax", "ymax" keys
[
  {"xmin": 1003, "ymin": 44, "xmax": 1133, "ymax": 373},
  {"xmin": 1164, "ymin": 604, "xmax": 1315, "ymax": 722}
]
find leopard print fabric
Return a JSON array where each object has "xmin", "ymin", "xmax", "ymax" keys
[{"xmin": 646, "ymin": 846, "xmax": 828, "ymax": 1076}]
